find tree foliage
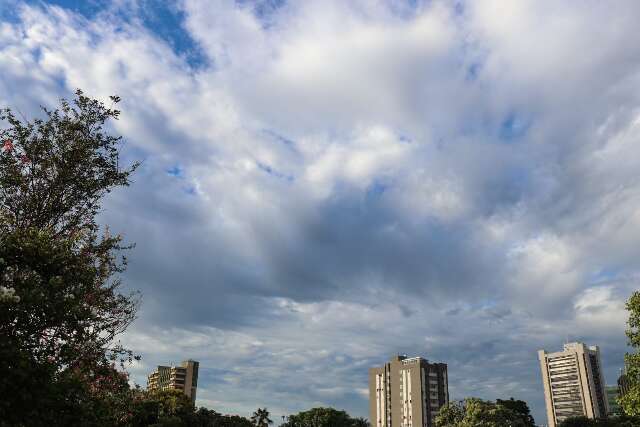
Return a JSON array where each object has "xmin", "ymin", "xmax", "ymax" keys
[
  {"xmin": 281, "ymin": 407, "xmax": 369, "ymax": 427},
  {"xmin": 153, "ymin": 389, "xmax": 196, "ymax": 421},
  {"xmin": 351, "ymin": 417, "xmax": 370, "ymax": 427},
  {"xmin": 621, "ymin": 291, "xmax": 640, "ymax": 416},
  {"xmin": 213, "ymin": 414, "xmax": 254, "ymax": 427},
  {"xmin": 0, "ymin": 90, "xmax": 139, "ymax": 425},
  {"xmin": 251, "ymin": 408, "xmax": 273, "ymax": 427},
  {"xmin": 435, "ymin": 398, "xmax": 534, "ymax": 427},
  {"xmin": 558, "ymin": 415, "xmax": 640, "ymax": 427},
  {"xmin": 496, "ymin": 398, "xmax": 536, "ymax": 426},
  {"xmin": 116, "ymin": 389, "xmax": 255, "ymax": 427}
]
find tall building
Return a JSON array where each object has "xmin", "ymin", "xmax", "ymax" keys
[
  {"xmin": 618, "ymin": 368, "xmax": 630, "ymax": 397},
  {"xmin": 147, "ymin": 360, "xmax": 199, "ymax": 403},
  {"xmin": 369, "ymin": 355, "xmax": 449, "ymax": 427},
  {"xmin": 606, "ymin": 385, "xmax": 622, "ymax": 416},
  {"xmin": 538, "ymin": 342, "xmax": 608, "ymax": 427}
]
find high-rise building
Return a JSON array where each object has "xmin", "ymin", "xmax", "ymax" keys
[
  {"xmin": 369, "ymin": 355, "xmax": 449, "ymax": 427},
  {"xmin": 606, "ymin": 385, "xmax": 622, "ymax": 416},
  {"xmin": 618, "ymin": 368, "xmax": 630, "ymax": 397},
  {"xmin": 147, "ymin": 360, "xmax": 199, "ymax": 403},
  {"xmin": 538, "ymin": 342, "xmax": 608, "ymax": 427}
]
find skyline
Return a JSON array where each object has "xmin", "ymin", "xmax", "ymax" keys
[{"xmin": 2, "ymin": 0, "xmax": 640, "ymax": 424}]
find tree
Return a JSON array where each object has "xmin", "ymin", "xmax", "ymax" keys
[
  {"xmin": 251, "ymin": 408, "xmax": 273, "ymax": 427},
  {"xmin": 154, "ymin": 389, "xmax": 195, "ymax": 421},
  {"xmin": 558, "ymin": 417, "xmax": 595, "ymax": 427},
  {"xmin": 557, "ymin": 416, "xmax": 640, "ymax": 426},
  {"xmin": 435, "ymin": 398, "xmax": 529, "ymax": 427},
  {"xmin": 351, "ymin": 417, "xmax": 370, "ymax": 427},
  {"xmin": 464, "ymin": 398, "xmax": 526, "ymax": 427},
  {"xmin": 281, "ymin": 407, "xmax": 360, "ymax": 427},
  {"xmin": 621, "ymin": 291, "xmax": 640, "ymax": 416},
  {"xmin": 127, "ymin": 388, "xmax": 163, "ymax": 426},
  {"xmin": 0, "ymin": 90, "xmax": 139, "ymax": 425},
  {"xmin": 191, "ymin": 407, "xmax": 223, "ymax": 427},
  {"xmin": 123, "ymin": 389, "xmax": 254, "ymax": 427},
  {"xmin": 214, "ymin": 414, "xmax": 254, "ymax": 427},
  {"xmin": 435, "ymin": 401, "xmax": 465, "ymax": 426},
  {"xmin": 496, "ymin": 398, "xmax": 535, "ymax": 426}
]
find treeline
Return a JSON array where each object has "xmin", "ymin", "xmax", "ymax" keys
[
  {"xmin": 434, "ymin": 398, "xmax": 535, "ymax": 426},
  {"xmin": 433, "ymin": 398, "xmax": 640, "ymax": 427},
  {"xmin": 119, "ymin": 389, "xmax": 271, "ymax": 426},
  {"xmin": 280, "ymin": 407, "xmax": 368, "ymax": 426},
  {"xmin": 557, "ymin": 416, "xmax": 640, "ymax": 427},
  {"xmin": 118, "ymin": 389, "xmax": 254, "ymax": 426},
  {"xmin": 129, "ymin": 400, "xmax": 369, "ymax": 427}
]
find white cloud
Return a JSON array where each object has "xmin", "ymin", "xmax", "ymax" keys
[
  {"xmin": 507, "ymin": 233, "xmax": 582, "ymax": 305},
  {"xmin": 574, "ymin": 286, "xmax": 628, "ymax": 332},
  {"xmin": 2, "ymin": 1, "xmax": 640, "ymax": 423}
]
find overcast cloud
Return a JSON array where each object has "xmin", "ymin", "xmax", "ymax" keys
[{"xmin": 2, "ymin": 0, "xmax": 640, "ymax": 422}]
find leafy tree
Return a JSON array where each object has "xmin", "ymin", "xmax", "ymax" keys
[
  {"xmin": 435, "ymin": 401, "xmax": 465, "ymax": 426},
  {"xmin": 611, "ymin": 415, "xmax": 640, "ymax": 427},
  {"xmin": 127, "ymin": 388, "xmax": 162, "ymax": 426},
  {"xmin": 154, "ymin": 389, "xmax": 195, "ymax": 421},
  {"xmin": 558, "ymin": 415, "xmax": 640, "ymax": 426},
  {"xmin": 152, "ymin": 416, "xmax": 185, "ymax": 427},
  {"xmin": 464, "ymin": 398, "xmax": 526, "ymax": 426},
  {"xmin": 110, "ymin": 388, "xmax": 258, "ymax": 427},
  {"xmin": 281, "ymin": 407, "xmax": 359, "ymax": 427},
  {"xmin": 435, "ymin": 398, "xmax": 529, "ymax": 427},
  {"xmin": 506, "ymin": 413, "xmax": 640, "ymax": 427},
  {"xmin": 124, "ymin": 389, "xmax": 251, "ymax": 427},
  {"xmin": 214, "ymin": 414, "xmax": 254, "ymax": 427},
  {"xmin": 621, "ymin": 291, "xmax": 640, "ymax": 416},
  {"xmin": 496, "ymin": 398, "xmax": 535, "ymax": 426},
  {"xmin": 251, "ymin": 408, "xmax": 273, "ymax": 427},
  {"xmin": 0, "ymin": 90, "xmax": 139, "ymax": 425},
  {"xmin": 558, "ymin": 417, "xmax": 595, "ymax": 427},
  {"xmin": 351, "ymin": 417, "xmax": 370, "ymax": 427},
  {"xmin": 191, "ymin": 407, "xmax": 223, "ymax": 427}
]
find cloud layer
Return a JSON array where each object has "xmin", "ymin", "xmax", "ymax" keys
[{"xmin": 3, "ymin": 0, "xmax": 640, "ymax": 422}]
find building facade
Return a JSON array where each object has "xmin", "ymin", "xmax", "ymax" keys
[
  {"xmin": 606, "ymin": 385, "xmax": 622, "ymax": 416},
  {"xmin": 618, "ymin": 369, "xmax": 630, "ymax": 397},
  {"xmin": 369, "ymin": 355, "xmax": 449, "ymax": 427},
  {"xmin": 538, "ymin": 343, "xmax": 608, "ymax": 427},
  {"xmin": 147, "ymin": 360, "xmax": 199, "ymax": 403}
]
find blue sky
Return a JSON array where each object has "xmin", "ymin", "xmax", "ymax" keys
[{"xmin": 2, "ymin": 0, "xmax": 640, "ymax": 424}]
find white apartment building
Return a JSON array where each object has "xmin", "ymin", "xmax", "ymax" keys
[{"xmin": 538, "ymin": 342, "xmax": 608, "ymax": 427}]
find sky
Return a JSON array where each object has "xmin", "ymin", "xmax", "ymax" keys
[{"xmin": 2, "ymin": 0, "xmax": 640, "ymax": 424}]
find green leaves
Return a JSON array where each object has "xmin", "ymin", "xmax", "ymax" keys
[
  {"xmin": 281, "ymin": 407, "xmax": 368, "ymax": 427},
  {"xmin": 620, "ymin": 291, "xmax": 640, "ymax": 417},
  {"xmin": 626, "ymin": 292, "xmax": 640, "ymax": 348},
  {"xmin": 435, "ymin": 398, "xmax": 533, "ymax": 427},
  {"xmin": 251, "ymin": 407, "xmax": 273, "ymax": 427},
  {"xmin": 0, "ymin": 90, "xmax": 139, "ymax": 425},
  {"xmin": 558, "ymin": 415, "xmax": 640, "ymax": 426},
  {"xmin": 0, "ymin": 89, "xmax": 138, "ymax": 238}
]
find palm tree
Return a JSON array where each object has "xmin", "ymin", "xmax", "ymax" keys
[{"xmin": 251, "ymin": 408, "xmax": 273, "ymax": 427}]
